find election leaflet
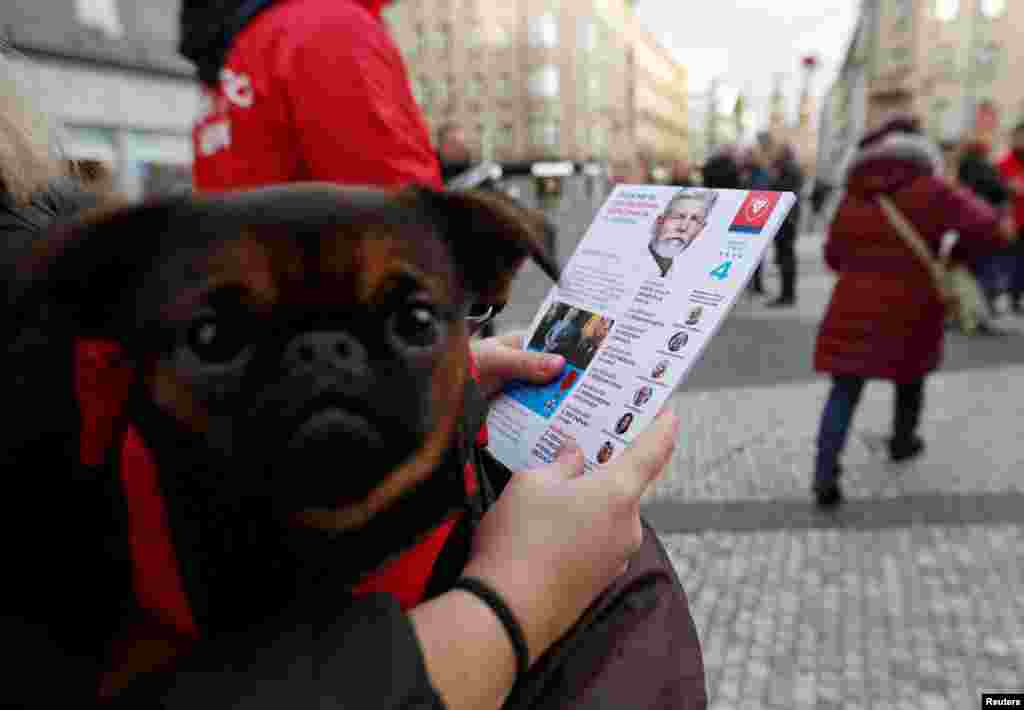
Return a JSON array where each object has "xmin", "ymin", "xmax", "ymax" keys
[{"xmin": 486, "ymin": 184, "xmax": 796, "ymax": 473}]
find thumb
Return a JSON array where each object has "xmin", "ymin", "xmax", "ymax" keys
[
  {"xmin": 607, "ymin": 410, "xmax": 679, "ymax": 498},
  {"xmin": 480, "ymin": 346, "xmax": 565, "ymax": 398}
]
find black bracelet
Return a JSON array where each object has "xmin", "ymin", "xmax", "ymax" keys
[{"xmin": 452, "ymin": 576, "xmax": 530, "ymax": 682}]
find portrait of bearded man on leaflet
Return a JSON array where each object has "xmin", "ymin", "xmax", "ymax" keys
[{"xmin": 648, "ymin": 188, "xmax": 718, "ymax": 278}]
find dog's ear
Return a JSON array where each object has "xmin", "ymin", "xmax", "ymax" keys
[
  {"xmin": 11, "ymin": 197, "xmax": 194, "ymax": 342},
  {"xmin": 410, "ymin": 188, "xmax": 560, "ymax": 308}
]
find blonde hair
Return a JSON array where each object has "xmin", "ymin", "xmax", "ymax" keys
[{"xmin": 0, "ymin": 50, "xmax": 63, "ymax": 204}]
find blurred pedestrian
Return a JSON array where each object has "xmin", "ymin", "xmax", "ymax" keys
[
  {"xmin": 670, "ymin": 157, "xmax": 694, "ymax": 187},
  {"xmin": 744, "ymin": 134, "xmax": 775, "ymax": 295},
  {"xmin": 997, "ymin": 121, "xmax": 1024, "ymax": 314},
  {"xmin": 957, "ymin": 134, "xmax": 1014, "ymax": 327},
  {"xmin": 765, "ymin": 142, "xmax": 805, "ymax": 307},
  {"xmin": 701, "ymin": 146, "xmax": 742, "ymax": 191},
  {"xmin": 811, "ymin": 113, "xmax": 1011, "ymax": 508}
]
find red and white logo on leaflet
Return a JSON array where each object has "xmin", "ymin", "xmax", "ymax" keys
[{"xmin": 729, "ymin": 191, "xmax": 782, "ymax": 234}]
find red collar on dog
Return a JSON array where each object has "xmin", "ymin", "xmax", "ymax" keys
[{"xmin": 74, "ymin": 339, "xmax": 483, "ymax": 644}]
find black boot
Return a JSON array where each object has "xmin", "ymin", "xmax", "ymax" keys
[
  {"xmin": 889, "ymin": 434, "xmax": 925, "ymax": 462},
  {"xmin": 813, "ymin": 464, "xmax": 844, "ymax": 508}
]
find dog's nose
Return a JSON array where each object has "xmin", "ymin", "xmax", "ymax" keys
[{"xmin": 283, "ymin": 331, "xmax": 368, "ymax": 373}]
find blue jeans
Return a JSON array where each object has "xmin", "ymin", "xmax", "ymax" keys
[{"xmin": 814, "ymin": 376, "xmax": 925, "ymax": 488}]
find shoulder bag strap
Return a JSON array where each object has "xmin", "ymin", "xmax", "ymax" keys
[{"xmin": 876, "ymin": 195, "xmax": 951, "ymax": 302}]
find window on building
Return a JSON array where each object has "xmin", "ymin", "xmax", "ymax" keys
[
  {"xmin": 935, "ymin": 0, "xmax": 959, "ymax": 22},
  {"xmin": 973, "ymin": 41, "xmax": 1003, "ymax": 82},
  {"xmin": 893, "ymin": 0, "xmax": 913, "ymax": 31},
  {"xmin": 979, "ymin": 0, "xmax": 1006, "ymax": 18},
  {"xmin": 466, "ymin": 75, "xmax": 484, "ymax": 99},
  {"xmin": 529, "ymin": 118, "xmax": 560, "ymax": 149},
  {"xmin": 889, "ymin": 44, "xmax": 912, "ymax": 65},
  {"xmin": 590, "ymin": 123, "xmax": 608, "ymax": 157},
  {"xmin": 434, "ymin": 26, "xmax": 451, "ymax": 51},
  {"xmin": 416, "ymin": 77, "xmax": 434, "ymax": 110},
  {"xmin": 934, "ymin": 43, "xmax": 958, "ymax": 76},
  {"xmin": 495, "ymin": 74, "xmax": 511, "ymax": 99},
  {"xmin": 435, "ymin": 76, "xmax": 450, "ymax": 107},
  {"xmin": 74, "ymin": 0, "xmax": 124, "ymax": 37},
  {"xmin": 529, "ymin": 13, "xmax": 558, "ymax": 49},
  {"xmin": 529, "ymin": 65, "xmax": 560, "ymax": 99},
  {"xmin": 494, "ymin": 24, "xmax": 511, "ymax": 48},
  {"xmin": 577, "ymin": 18, "xmax": 597, "ymax": 53}
]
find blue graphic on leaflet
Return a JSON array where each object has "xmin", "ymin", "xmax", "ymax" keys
[{"xmin": 505, "ymin": 364, "xmax": 584, "ymax": 419}]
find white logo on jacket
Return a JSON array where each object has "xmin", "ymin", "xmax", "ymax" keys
[{"xmin": 220, "ymin": 68, "xmax": 255, "ymax": 109}]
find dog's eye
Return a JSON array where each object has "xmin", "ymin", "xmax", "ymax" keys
[
  {"xmin": 186, "ymin": 314, "xmax": 250, "ymax": 364},
  {"xmin": 391, "ymin": 303, "xmax": 440, "ymax": 348}
]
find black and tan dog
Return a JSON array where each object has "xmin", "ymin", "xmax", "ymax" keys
[{"xmin": 5, "ymin": 183, "xmax": 558, "ymax": 702}]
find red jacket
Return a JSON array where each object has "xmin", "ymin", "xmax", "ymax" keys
[
  {"xmin": 815, "ymin": 132, "xmax": 1003, "ymax": 381},
  {"xmin": 997, "ymin": 150, "xmax": 1024, "ymax": 230},
  {"xmin": 191, "ymin": 0, "xmax": 441, "ymax": 192}
]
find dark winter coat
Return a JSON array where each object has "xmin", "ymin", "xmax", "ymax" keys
[
  {"xmin": 958, "ymin": 147, "xmax": 1010, "ymax": 209},
  {"xmin": 772, "ymin": 155, "xmax": 805, "ymax": 240},
  {"xmin": 814, "ymin": 132, "xmax": 1005, "ymax": 381}
]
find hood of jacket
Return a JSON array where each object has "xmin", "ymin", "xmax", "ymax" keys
[
  {"xmin": 841, "ymin": 131, "xmax": 943, "ymax": 197},
  {"xmin": 179, "ymin": 0, "xmax": 388, "ymax": 85}
]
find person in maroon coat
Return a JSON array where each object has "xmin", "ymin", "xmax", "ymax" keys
[{"xmin": 811, "ymin": 113, "xmax": 1012, "ymax": 508}]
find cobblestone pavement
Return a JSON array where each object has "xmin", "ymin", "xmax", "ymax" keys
[
  {"xmin": 647, "ymin": 246, "xmax": 1023, "ymax": 709},
  {"xmin": 664, "ymin": 525, "xmax": 1023, "ymax": 710},
  {"xmin": 497, "ymin": 230, "xmax": 1024, "ymax": 708}
]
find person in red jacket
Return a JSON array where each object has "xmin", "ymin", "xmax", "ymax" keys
[
  {"xmin": 811, "ymin": 113, "xmax": 1011, "ymax": 508},
  {"xmin": 185, "ymin": 0, "xmax": 440, "ymax": 191},
  {"xmin": 997, "ymin": 121, "xmax": 1024, "ymax": 314}
]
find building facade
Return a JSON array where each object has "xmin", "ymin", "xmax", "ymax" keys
[
  {"xmin": 4, "ymin": 0, "xmax": 198, "ymax": 200},
  {"xmin": 821, "ymin": 0, "xmax": 1020, "ymax": 172},
  {"xmin": 383, "ymin": 0, "xmax": 687, "ymax": 174}
]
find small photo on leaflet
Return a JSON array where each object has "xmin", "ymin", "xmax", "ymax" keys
[
  {"xmin": 634, "ymin": 385, "xmax": 653, "ymax": 408},
  {"xmin": 667, "ymin": 331, "xmax": 689, "ymax": 352},
  {"xmin": 614, "ymin": 412, "xmax": 634, "ymax": 435},
  {"xmin": 651, "ymin": 359, "xmax": 670, "ymax": 380},
  {"xmin": 527, "ymin": 301, "xmax": 614, "ymax": 370}
]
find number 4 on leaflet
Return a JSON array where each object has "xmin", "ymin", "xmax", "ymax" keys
[{"xmin": 709, "ymin": 260, "xmax": 732, "ymax": 280}]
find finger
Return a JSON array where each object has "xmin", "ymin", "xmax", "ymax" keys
[
  {"xmin": 479, "ymin": 347, "xmax": 565, "ymax": 398},
  {"xmin": 554, "ymin": 438, "xmax": 586, "ymax": 479},
  {"xmin": 607, "ymin": 410, "xmax": 679, "ymax": 498},
  {"xmin": 537, "ymin": 439, "xmax": 583, "ymax": 479},
  {"xmin": 493, "ymin": 331, "xmax": 527, "ymax": 350}
]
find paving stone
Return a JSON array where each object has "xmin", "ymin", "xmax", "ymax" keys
[{"xmin": 664, "ymin": 523, "xmax": 1024, "ymax": 709}]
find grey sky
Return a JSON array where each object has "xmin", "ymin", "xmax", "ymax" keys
[{"xmin": 635, "ymin": 0, "xmax": 860, "ymax": 135}]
